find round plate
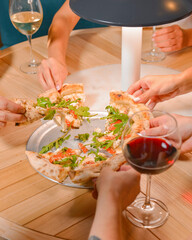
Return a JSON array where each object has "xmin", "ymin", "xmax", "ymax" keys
[{"xmin": 26, "ymin": 111, "xmax": 107, "ymax": 188}]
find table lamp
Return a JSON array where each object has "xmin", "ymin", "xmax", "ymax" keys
[{"xmin": 70, "ymin": 0, "xmax": 192, "ymax": 90}]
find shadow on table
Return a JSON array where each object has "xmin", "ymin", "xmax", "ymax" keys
[{"xmin": 179, "ymin": 153, "xmax": 192, "ymax": 161}]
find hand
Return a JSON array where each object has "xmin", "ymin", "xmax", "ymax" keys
[
  {"xmin": 153, "ymin": 25, "xmax": 185, "ymax": 52},
  {"xmin": 142, "ymin": 114, "xmax": 192, "ymax": 153},
  {"xmin": 0, "ymin": 96, "xmax": 26, "ymax": 128},
  {"xmin": 93, "ymin": 166, "xmax": 140, "ymax": 210},
  {"xmin": 127, "ymin": 74, "xmax": 181, "ymax": 109},
  {"xmin": 38, "ymin": 57, "xmax": 68, "ymax": 91}
]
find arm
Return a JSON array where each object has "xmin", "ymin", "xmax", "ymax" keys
[
  {"xmin": 90, "ymin": 189, "xmax": 122, "ymax": 240},
  {"xmin": 127, "ymin": 66, "xmax": 192, "ymax": 109},
  {"xmin": 0, "ymin": 96, "xmax": 26, "ymax": 128},
  {"xmin": 89, "ymin": 166, "xmax": 140, "ymax": 240},
  {"xmin": 38, "ymin": 0, "xmax": 80, "ymax": 91},
  {"xmin": 153, "ymin": 25, "xmax": 192, "ymax": 52}
]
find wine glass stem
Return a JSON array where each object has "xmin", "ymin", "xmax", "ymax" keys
[
  {"xmin": 151, "ymin": 26, "xmax": 156, "ymax": 53},
  {"xmin": 27, "ymin": 34, "xmax": 35, "ymax": 64},
  {"xmin": 143, "ymin": 174, "xmax": 152, "ymax": 209}
]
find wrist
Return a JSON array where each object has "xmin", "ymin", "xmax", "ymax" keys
[{"xmin": 98, "ymin": 188, "xmax": 122, "ymax": 211}]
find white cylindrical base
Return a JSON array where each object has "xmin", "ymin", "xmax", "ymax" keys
[{"xmin": 121, "ymin": 27, "xmax": 142, "ymax": 91}]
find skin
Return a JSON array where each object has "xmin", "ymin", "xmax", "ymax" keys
[
  {"xmin": 127, "ymin": 66, "xmax": 192, "ymax": 109},
  {"xmin": 142, "ymin": 114, "xmax": 192, "ymax": 154},
  {"xmin": 0, "ymin": 96, "xmax": 26, "ymax": 128},
  {"xmin": 153, "ymin": 25, "xmax": 192, "ymax": 52},
  {"xmin": 89, "ymin": 166, "xmax": 140, "ymax": 240},
  {"xmin": 38, "ymin": 0, "xmax": 80, "ymax": 91},
  {"xmin": 127, "ymin": 66, "xmax": 192, "ymax": 154}
]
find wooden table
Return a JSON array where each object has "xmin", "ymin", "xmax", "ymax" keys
[{"xmin": 0, "ymin": 27, "xmax": 192, "ymax": 240}]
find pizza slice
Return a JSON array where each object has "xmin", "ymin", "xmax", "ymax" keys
[
  {"xmin": 14, "ymin": 98, "xmax": 47, "ymax": 125},
  {"xmin": 25, "ymin": 147, "xmax": 81, "ymax": 183},
  {"xmin": 92, "ymin": 90, "xmax": 151, "ymax": 154},
  {"xmin": 14, "ymin": 83, "xmax": 91, "ymax": 130},
  {"xmin": 26, "ymin": 144, "xmax": 111, "ymax": 184}
]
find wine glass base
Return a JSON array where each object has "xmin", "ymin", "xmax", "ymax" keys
[
  {"xmin": 125, "ymin": 197, "xmax": 169, "ymax": 228},
  {"xmin": 142, "ymin": 51, "xmax": 166, "ymax": 63},
  {"xmin": 20, "ymin": 60, "xmax": 40, "ymax": 74}
]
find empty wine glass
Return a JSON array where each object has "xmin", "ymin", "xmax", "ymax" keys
[
  {"xmin": 142, "ymin": 26, "xmax": 166, "ymax": 62},
  {"xmin": 122, "ymin": 110, "xmax": 181, "ymax": 228},
  {"xmin": 9, "ymin": 0, "xmax": 43, "ymax": 74}
]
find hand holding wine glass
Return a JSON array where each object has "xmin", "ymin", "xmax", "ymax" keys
[
  {"xmin": 142, "ymin": 26, "xmax": 166, "ymax": 62},
  {"xmin": 9, "ymin": 0, "xmax": 43, "ymax": 74},
  {"xmin": 122, "ymin": 110, "xmax": 181, "ymax": 228}
]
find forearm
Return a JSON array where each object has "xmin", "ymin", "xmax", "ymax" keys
[
  {"xmin": 47, "ymin": 18, "xmax": 71, "ymax": 65},
  {"xmin": 47, "ymin": 0, "xmax": 80, "ymax": 65},
  {"xmin": 89, "ymin": 193, "xmax": 123, "ymax": 240}
]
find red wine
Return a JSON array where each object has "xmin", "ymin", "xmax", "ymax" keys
[{"xmin": 124, "ymin": 137, "xmax": 178, "ymax": 174}]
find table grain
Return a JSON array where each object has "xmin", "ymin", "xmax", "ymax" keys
[{"xmin": 0, "ymin": 27, "xmax": 192, "ymax": 240}]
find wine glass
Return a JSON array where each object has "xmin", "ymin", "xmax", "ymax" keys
[
  {"xmin": 122, "ymin": 110, "xmax": 181, "ymax": 228},
  {"xmin": 142, "ymin": 26, "xmax": 166, "ymax": 62},
  {"xmin": 9, "ymin": 0, "xmax": 43, "ymax": 74}
]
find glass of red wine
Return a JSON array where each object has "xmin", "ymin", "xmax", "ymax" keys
[{"xmin": 122, "ymin": 110, "xmax": 181, "ymax": 228}]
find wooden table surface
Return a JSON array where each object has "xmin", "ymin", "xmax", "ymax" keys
[{"xmin": 0, "ymin": 27, "xmax": 192, "ymax": 240}]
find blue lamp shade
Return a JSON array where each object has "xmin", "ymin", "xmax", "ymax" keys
[{"xmin": 70, "ymin": 0, "xmax": 192, "ymax": 27}]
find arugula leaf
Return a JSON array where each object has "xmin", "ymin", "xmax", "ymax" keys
[
  {"xmin": 54, "ymin": 155, "xmax": 79, "ymax": 169},
  {"xmin": 44, "ymin": 109, "xmax": 56, "ymax": 120},
  {"xmin": 37, "ymin": 97, "xmax": 55, "ymax": 108},
  {"xmin": 88, "ymin": 149, "xmax": 107, "ymax": 162},
  {"xmin": 57, "ymin": 99, "xmax": 77, "ymax": 108},
  {"xmin": 75, "ymin": 106, "xmax": 91, "ymax": 117},
  {"xmin": 92, "ymin": 131, "xmax": 105, "ymax": 138},
  {"xmin": 39, "ymin": 131, "xmax": 71, "ymax": 154},
  {"xmin": 75, "ymin": 133, "xmax": 90, "ymax": 142}
]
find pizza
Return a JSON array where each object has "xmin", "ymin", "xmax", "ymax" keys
[
  {"xmin": 25, "ymin": 89, "xmax": 151, "ymax": 185},
  {"xmin": 25, "ymin": 148, "xmax": 126, "ymax": 184},
  {"xmin": 14, "ymin": 83, "xmax": 89, "ymax": 130}
]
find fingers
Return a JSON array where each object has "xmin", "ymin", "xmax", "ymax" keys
[
  {"xmin": 142, "ymin": 125, "xmax": 169, "ymax": 137},
  {"xmin": 38, "ymin": 58, "xmax": 67, "ymax": 91},
  {"xmin": 153, "ymin": 25, "xmax": 183, "ymax": 52},
  {"xmin": 180, "ymin": 136, "xmax": 192, "ymax": 154},
  {"xmin": 48, "ymin": 58, "xmax": 66, "ymax": 90},
  {"xmin": 153, "ymin": 25, "xmax": 182, "ymax": 38},
  {"xmin": 155, "ymin": 43, "xmax": 182, "ymax": 53},
  {"xmin": 0, "ymin": 110, "xmax": 26, "ymax": 123},
  {"xmin": 38, "ymin": 60, "xmax": 56, "ymax": 90},
  {"xmin": 38, "ymin": 71, "xmax": 50, "ymax": 91},
  {"xmin": 127, "ymin": 80, "xmax": 143, "ymax": 95},
  {"xmin": 146, "ymin": 98, "xmax": 158, "ymax": 110},
  {"xmin": 0, "ymin": 96, "xmax": 25, "ymax": 114},
  {"xmin": 119, "ymin": 165, "xmax": 131, "ymax": 171}
]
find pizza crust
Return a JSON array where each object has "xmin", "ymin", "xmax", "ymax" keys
[
  {"xmin": 25, "ymin": 151, "xmax": 70, "ymax": 182},
  {"xmin": 60, "ymin": 83, "xmax": 84, "ymax": 97},
  {"xmin": 38, "ymin": 89, "xmax": 61, "ymax": 103},
  {"xmin": 69, "ymin": 153, "xmax": 126, "ymax": 183},
  {"xmin": 110, "ymin": 90, "xmax": 136, "ymax": 106}
]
